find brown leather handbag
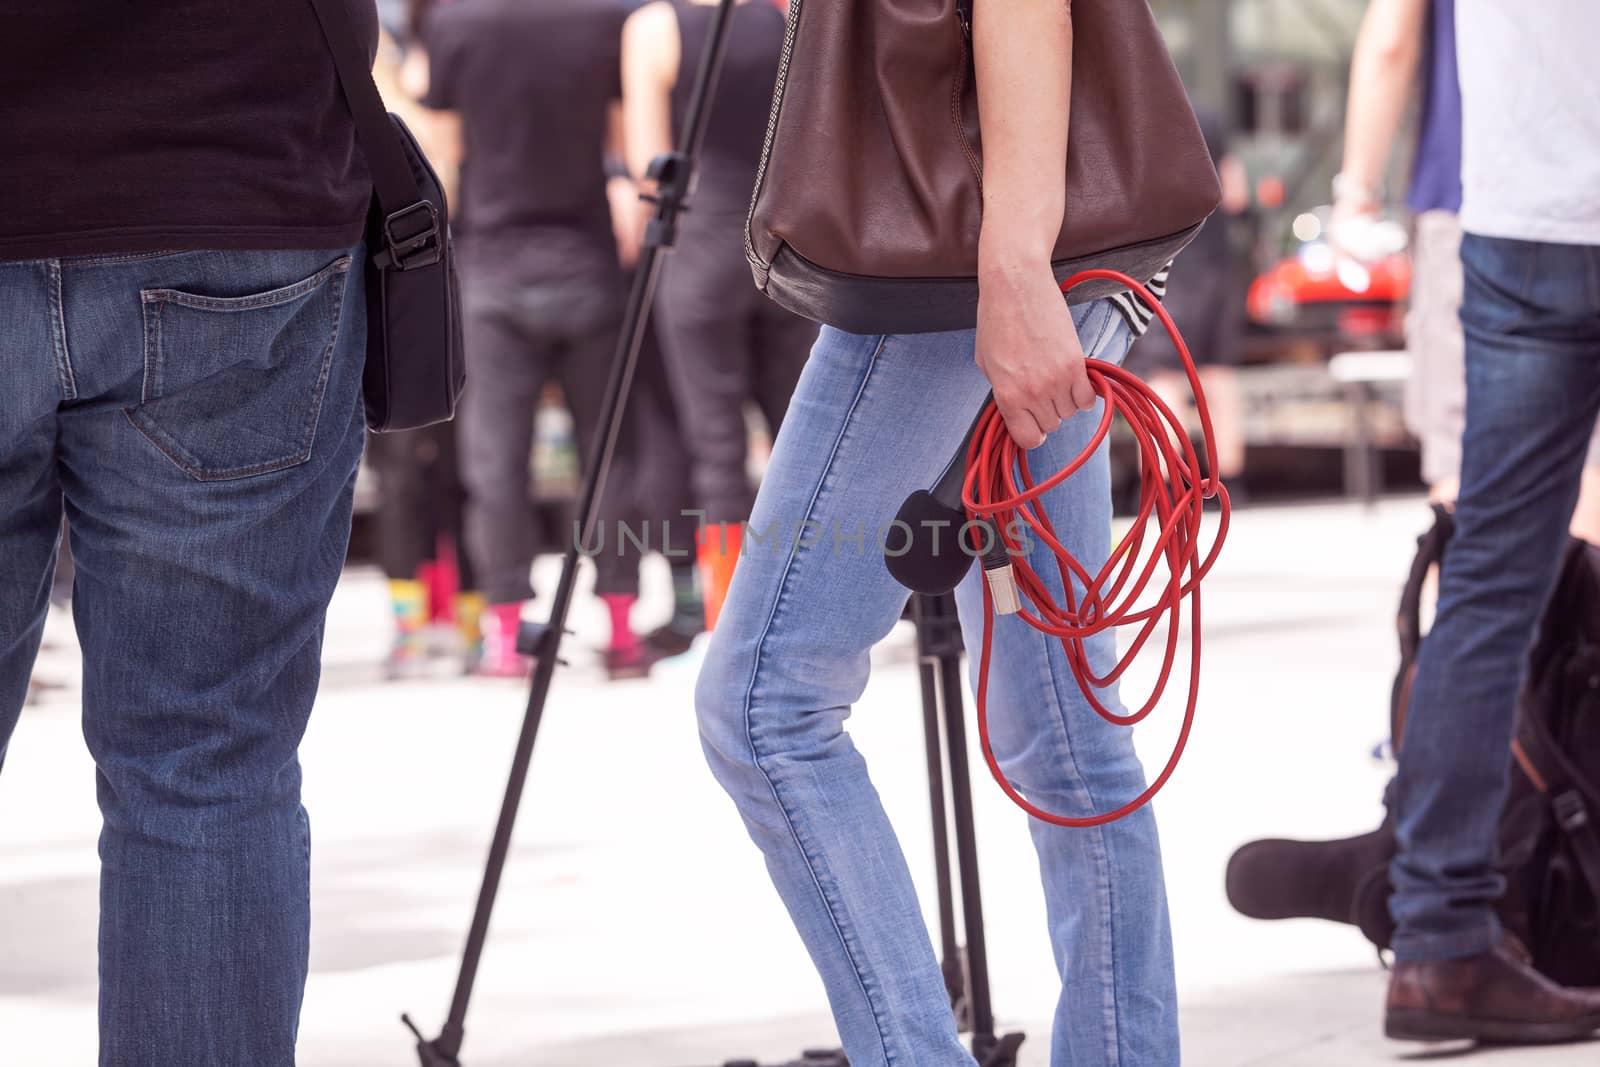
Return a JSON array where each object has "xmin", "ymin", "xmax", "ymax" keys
[{"xmin": 745, "ymin": 0, "xmax": 1221, "ymax": 335}]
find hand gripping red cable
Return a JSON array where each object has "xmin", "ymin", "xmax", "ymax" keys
[{"xmin": 961, "ymin": 269, "xmax": 1230, "ymax": 827}]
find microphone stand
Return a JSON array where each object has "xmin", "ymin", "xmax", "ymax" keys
[
  {"xmin": 715, "ymin": 593, "xmax": 1026, "ymax": 1067},
  {"xmin": 912, "ymin": 591, "xmax": 1026, "ymax": 1067},
  {"xmin": 402, "ymin": 1, "xmax": 742, "ymax": 1061}
]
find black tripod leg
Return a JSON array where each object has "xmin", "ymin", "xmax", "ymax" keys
[
  {"xmin": 920, "ymin": 655, "xmax": 966, "ymax": 1016},
  {"xmin": 937, "ymin": 644, "xmax": 996, "ymax": 1044},
  {"xmin": 405, "ymin": 1, "xmax": 745, "ymax": 1062},
  {"xmin": 939, "ymin": 649, "xmax": 1023, "ymax": 1066}
]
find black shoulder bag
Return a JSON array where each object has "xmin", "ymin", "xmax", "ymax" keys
[{"xmin": 308, "ymin": 0, "xmax": 464, "ymax": 432}]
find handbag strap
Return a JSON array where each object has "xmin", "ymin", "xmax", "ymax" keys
[
  {"xmin": 307, "ymin": 0, "xmax": 419, "ymax": 212},
  {"xmin": 307, "ymin": 0, "xmax": 441, "ymax": 269}
]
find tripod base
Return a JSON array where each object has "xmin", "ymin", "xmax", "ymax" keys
[
  {"xmin": 723, "ymin": 1050, "xmax": 847, "ymax": 1067},
  {"xmin": 415, "ymin": 1045, "xmax": 460, "ymax": 1067},
  {"xmin": 974, "ymin": 1031, "xmax": 1027, "ymax": 1066},
  {"xmin": 719, "ymin": 1029, "xmax": 1024, "ymax": 1067},
  {"xmin": 403, "ymin": 1014, "xmax": 461, "ymax": 1067}
]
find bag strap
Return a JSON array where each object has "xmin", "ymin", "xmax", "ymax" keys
[
  {"xmin": 307, "ymin": 0, "xmax": 419, "ymax": 211},
  {"xmin": 1512, "ymin": 540, "xmax": 1600, "ymax": 903},
  {"xmin": 307, "ymin": 0, "xmax": 441, "ymax": 270},
  {"xmin": 1397, "ymin": 504, "xmax": 1453, "ymax": 664},
  {"xmin": 1515, "ymin": 703, "xmax": 1600, "ymax": 899},
  {"xmin": 1552, "ymin": 790, "xmax": 1600, "ymax": 904},
  {"xmin": 1391, "ymin": 504, "xmax": 1454, "ymax": 751}
]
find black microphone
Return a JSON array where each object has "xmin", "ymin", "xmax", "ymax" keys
[
  {"xmin": 886, "ymin": 404, "xmax": 988, "ymax": 596},
  {"xmin": 887, "ymin": 398, "xmax": 1025, "ymax": 613}
]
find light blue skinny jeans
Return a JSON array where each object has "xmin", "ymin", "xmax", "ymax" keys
[{"xmin": 695, "ymin": 300, "xmax": 1180, "ymax": 1066}]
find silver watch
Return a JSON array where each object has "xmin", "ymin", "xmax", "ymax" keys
[{"xmin": 1332, "ymin": 173, "xmax": 1381, "ymax": 207}]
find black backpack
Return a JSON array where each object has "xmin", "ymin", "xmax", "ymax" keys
[{"xmin": 1227, "ymin": 508, "xmax": 1600, "ymax": 984}]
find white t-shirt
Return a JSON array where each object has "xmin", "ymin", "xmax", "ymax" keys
[{"xmin": 1457, "ymin": 0, "xmax": 1600, "ymax": 244}]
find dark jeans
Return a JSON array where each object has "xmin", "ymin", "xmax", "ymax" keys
[
  {"xmin": 0, "ymin": 246, "xmax": 367, "ymax": 1065},
  {"xmin": 1390, "ymin": 234, "xmax": 1600, "ymax": 961},
  {"xmin": 368, "ymin": 421, "xmax": 475, "ymax": 587},
  {"xmin": 458, "ymin": 275, "xmax": 638, "ymax": 603},
  {"xmin": 627, "ymin": 284, "xmax": 698, "ymax": 562},
  {"xmin": 654, "ymin": 216, "xmax": 815, "ymax": 524}
]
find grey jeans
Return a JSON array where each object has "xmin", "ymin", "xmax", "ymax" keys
[
  {"xmin": 458, "ymin": 275, "xmax": 638, "ymax": 602},
  {"xmin": 654, "ymin": 214, "xmax": 816, "ymax": 523}
]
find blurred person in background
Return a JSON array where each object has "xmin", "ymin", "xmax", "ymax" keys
[
  {"xmin": 367, "ymin": 427, "xmax": 485, "ymax": 676},
  {"xmin": 368, "ymin": 0, "xmax": 486, "ymax": 677},
  {"xmin": 423, "ymin": 0, "xmax": 657, "ymax": 680},
  {"xmin": 1333, "ymin": 0, "xmax": 1600, "ymax": 538},
  {"xmin": 0, "ymin": 3, "xmax": 375, "ymax": 1062},
  {"xmin": 387, "ymin": 0, "xmax": 443, "ymax": 108},
  {"xmin": 621, "ymin": 0, "xmax": 815, "ymax": 632},
  {"xmin": 1128, "ymin": 100, "xmax": 1251, "ymax": 495},
  {"xmin": 1379, "ymin": 0, "xmax": 1600, "ymax": 1043},
  {"xmin": 601, "ymin": 65, "xmax": 704, "ymax": 661},
  {"xmin": 605, "ymin": 188, "xmax": 707, "ymax": 660}
]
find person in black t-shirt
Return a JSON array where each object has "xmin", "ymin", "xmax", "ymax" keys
[
  {"xmin": 423, "ymin": 0, "xmax": 662, "ymax": 679},
  {"xmin": 0, "ymin": 4, "xmax": 377, "ymax": 1064},
  {"xmin": 1128, "ymin": 101, "xmax": 1252, "ymax": 490},
  {"xmin": 621, "ymin": 0, "xmax": 816, "ymax": 632},
  {"xmin": 362, "ymin": 8, "xmax": 488, "ymax": 678}
]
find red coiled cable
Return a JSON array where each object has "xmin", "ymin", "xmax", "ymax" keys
[{"xmin": 961, "ymin": 269, "xmax": 1230, "ymax": 827}]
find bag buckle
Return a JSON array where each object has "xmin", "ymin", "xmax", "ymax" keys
[
  {"xmin": 375, "ymin": 201, "xmax": 442, "ymax": 272},
  {"xmin": 1554, "ymin": 790, "xmax": 1590, "ymax": 834}
]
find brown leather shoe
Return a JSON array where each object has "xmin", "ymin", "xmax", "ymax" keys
[{"xmin": 1386, "ymin": 935, "xmax": 1600, "ymax": 1044}]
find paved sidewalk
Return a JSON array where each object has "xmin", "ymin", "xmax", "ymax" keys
[{"xmin": 3, "ymin": 498, "xmax": 1595, "ymax": 1065}]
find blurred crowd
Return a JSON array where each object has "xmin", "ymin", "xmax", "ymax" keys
[
  {"xmin": 367, "ymin": 0, "xmax": 817, "ymax": 683},
  {"xmin": 29, "ymin": 0, "xmax": 1493, "ymax": 701},
  {"xmin": 358, "ymin": 0, "xmax": 1265, "ymax": 687},
  {"xmin": 11, "ymin": 4, "xmax": 1600, "ymax": 1061}
]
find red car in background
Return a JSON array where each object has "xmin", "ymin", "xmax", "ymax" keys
[{"xmin": 1248, "ymin": 207, "xmax": 1411, "ymax": 345}]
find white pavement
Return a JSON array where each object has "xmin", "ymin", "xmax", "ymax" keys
[{"xmin": 2, "ymin": 497, "xmax": 1593, "ymax": 1066}]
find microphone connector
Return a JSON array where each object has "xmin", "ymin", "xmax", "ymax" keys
[{"xmin": 979, "ymin": 525, "xmax": 1021, "ymax": 616}]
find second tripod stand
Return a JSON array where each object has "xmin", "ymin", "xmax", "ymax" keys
[{"xmin": 717, "ymin": 592, "xmax": 1025, "ymax": 1067}]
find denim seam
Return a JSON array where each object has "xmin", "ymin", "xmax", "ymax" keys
[
  {"xmin": 63, "ymin": 250, "xmax": 184, "ymax": 267},
  {"xmin": 1036, "ymin": 624, "xmax": 1124, "ymax": 1064},
  {"xmin": 1062, "ymin": 318, "xmax": 1135, "ymax": 1061},
  {"xmin": 138, "ymin": 255, "xmax": 352, "ymax": 313},
  {"xmin": 46, "ymin": 260, "xmax": 78, "ymax": 402},
  {"xmin": 124, "ymin": 264, "xmax": 349, "ymax": 481},
  {"xmin": 1588, "ymin": 245, "xmax": 1600, "ymax": 310},
  {"xmin": 736, "ymin": 333, "xmax": 900, "ymax": 1067},
  {"xmin": 1082, "ymin": 301, "xmax": 1116, "ymax": 361},
  {"xmin": 1519, "ymin": 242, "xmax": 1541, "ymax": 315},
  {"xmin": 141, "ymin": 293, "xmax": 162, "ymax": 402}
]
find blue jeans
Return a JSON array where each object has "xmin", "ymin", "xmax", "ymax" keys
[
  {"xmin": 1391, "ymin": 234, "xmax": 1600, "ymax": 961},
  {"xmin": 0, "ymin": 247, "xmax": 367, "ymax": 1065},
  {"xmin": 696, "ymin": 302, "xmax": 1179, "ymax": 1067}
]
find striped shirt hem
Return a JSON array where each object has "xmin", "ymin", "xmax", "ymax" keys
[{"xmin": 1107, "ymin": 262, "xmax": 1171, "ymax": 338}]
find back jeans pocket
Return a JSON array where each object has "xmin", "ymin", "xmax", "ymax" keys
[{"xmin": 127, "ymin": 254, "xmax": 352, "ymax": 480}]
